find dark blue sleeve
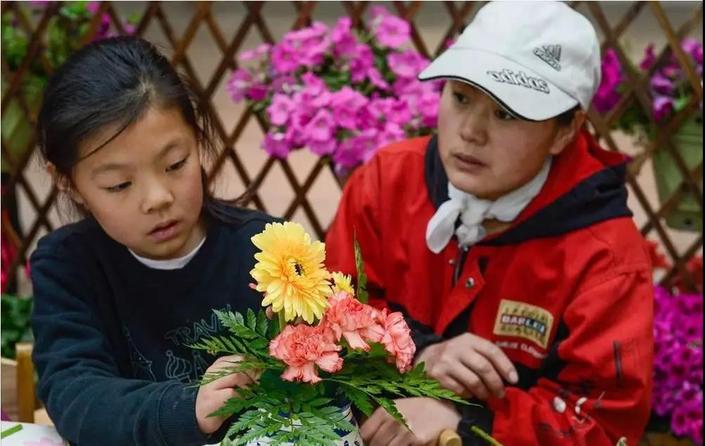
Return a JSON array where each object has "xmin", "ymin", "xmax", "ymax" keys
[{"xmin": 30, "ymin": 247, "xmax": 212, "ymax": 446}]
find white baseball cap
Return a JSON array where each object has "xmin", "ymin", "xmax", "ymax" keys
[{"xmin": 418, "ymin": 1, "xmax": 601, "ymax": 121}]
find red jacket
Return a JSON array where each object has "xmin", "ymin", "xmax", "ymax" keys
[{"xmin": 325, "ymin": 131, "xmax": 654, "ymax": 445}]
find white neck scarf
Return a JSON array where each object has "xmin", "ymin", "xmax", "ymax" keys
[{"xmin": 425, "ymin": 157, "xmax": 552, "ymax": 254}]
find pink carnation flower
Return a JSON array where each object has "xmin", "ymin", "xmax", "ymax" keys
[
  {"xmin": 378, "ymin": 309, "xmax": 416, "ymax": 372},
  {"xmin": 269, "ymin": 324, "xmax": 343, "ymax": 383},
  {"xmin": 322, "ymin": 292, "xmax": 385, "ymax": 351}
]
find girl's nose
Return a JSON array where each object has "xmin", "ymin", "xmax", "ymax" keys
[{"xmin": 140, "ymin": 178, "xmax": 175, "ymax": 214}]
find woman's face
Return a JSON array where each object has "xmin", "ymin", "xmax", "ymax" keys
[
  {"xmin": 67, "ymin": 105, "xmax": 206, "ymax": 260},
  {"xmin": 437, "ymin": 80, "xmax": 576, "ymax": 200}
]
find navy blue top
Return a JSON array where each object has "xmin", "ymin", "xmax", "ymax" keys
[{"xmin": 30, "ymin": 206, "xmax": 277, "ymax": 445}]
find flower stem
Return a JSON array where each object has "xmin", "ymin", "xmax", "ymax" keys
[
  {"xmin": 470, "ymin": 425, "xmax": 504, "ymax": 446},
  {"xmin": 278, "ymin": 310, "xmax": 286, "ymax": 332}
]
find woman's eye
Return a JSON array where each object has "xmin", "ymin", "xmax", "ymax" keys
[
  {"xmin": 166, "ymin": 157, "xmax": 188, "ymax": 172},
  {"xmin": 105, "ymin": 182, "xmax": 131, "ymax": 193},
  {"xmin": 453, "ymin": 92, "xmax": 468, "ymax": 105},
  {"xmin": 495, "ymin": 109, "xmax": 516, "ymax": 121}
]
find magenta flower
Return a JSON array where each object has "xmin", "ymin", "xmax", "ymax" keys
[
  {"xmin": 262, "ymin": 132, "xmax": 291, "ymax": 158},
  {"xmin": 229, "ymin": 5, "xmax": 439, "ymax": 170},
  {"xmin": 650, "ymin": 73, "xmax": 674, "ymax": 95},
  {"xmin": 350, "ymin": 43, "xmax": 374, "ymax": 83},
  {"xmin": 271, "ymin": 41, "xmax": 300, "ymax": 74},
  {"xmin": 304, "ymin": 109, "xmax": 336, "ymax": 142},
  {"xmin": 594, "ymin": 49, "xmax": 623, "ymax": 114},
  {"xmin": 373, "ymin": 14, "xmax": 410, "ymax": 49},
  {"xmin": 331, "ymin": 17, "xmax": 357, "ymax": 57},
  {"xmin": 268, "ymin": 94, "xmax": 294, "ymax": 126},
  {"xmin": 330, "ymin": 87, "xmax": 368, "ymax": 129},
  {"xmin": 239, "ymin": 43, "xmax": 271, "ymax": 62},
  {"xmin": 653, "ymin": 95, "xmax": 674, "ymax": 121},
  {"xmin": 226, "ymin": 68, "xmax": 254, "ymax": 102},
  {"xmin": 640, "ymin": 44, "xmax": 657, "ymax": 70},
  {"xmin": 388, "ymin": 50, "xmax": 429, "ymax": 79}
]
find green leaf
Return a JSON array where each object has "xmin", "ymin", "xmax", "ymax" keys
[{"xmin": 353, "ymin": 234, "xmax": 368, "ymax": 304}]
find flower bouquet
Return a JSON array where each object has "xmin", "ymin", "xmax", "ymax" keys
[
  {"xmin": 227, "ymin": 6, "xmax": 441, "ymax": 175},
  {"xmin": 192, "ymin": 222, "xmax": 467, "ymax": 445},
  {"xmin": 595, "ymin": 39, "xmax": 703, "ymax": 232}
]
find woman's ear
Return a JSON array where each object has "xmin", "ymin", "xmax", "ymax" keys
[
  {"xmin": 47, "ymin": 162, "xmax": 86, "ymax": 206},
  {"xmin": 549, "ymin": 110, "xmax": 587, "ymax": 156}
]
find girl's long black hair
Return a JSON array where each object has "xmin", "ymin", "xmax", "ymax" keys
[{"xmin": 37, "ymin": 36, "xmax": 247, "ymax": 224}]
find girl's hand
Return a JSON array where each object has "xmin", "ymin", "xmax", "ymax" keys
[{"xmin": 195, "ymin": 355, "xmax": 255, "ymax": 434}]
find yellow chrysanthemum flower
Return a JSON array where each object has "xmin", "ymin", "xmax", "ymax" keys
[
  {"xmin": 250, "ymin": 222, "xmax": 330, "ymax": 323},
  {"xmin": 330, "ymin": 272, "xmax": 354, "ymax": 296}
]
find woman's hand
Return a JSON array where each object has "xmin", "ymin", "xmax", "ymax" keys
[
  {"xmin": 415, "ymin": 333, "xmax": 518, "ymax": 399},
  {"xmin": 195, "ymin": 355, "xmax": 255, "ymax": 434},
  {"xmin": 360, "ymin": 397, "xmax": 461, "ymax": 446}
]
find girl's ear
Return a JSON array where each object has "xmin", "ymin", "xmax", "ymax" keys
[
  {"xmin": 548, "ymin": 109, "xmax": 587, "ymax": 156},
  {"xmin": 47, "ymin": 162, "xmax": 86, "ymax": 206}
]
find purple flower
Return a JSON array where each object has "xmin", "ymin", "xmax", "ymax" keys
[
  {"xmin": 308, "ymin": 139, "xmax": 337, "ymax": 156},
  {"xmin": 262, "ymin": 131, "xmax": 291, "ymax": 158},
  {"xmin": 271, "ymin": 41, "xmax": 300, "ymax": 74},
  {"xmin": 373, "ymin": 14, "xmax": 410, "ymax": 49},
  {"xmin": 330, "ymin": 87, "xmax": 368, "ymax": 129},
  {"xmin": 331, "ymin": 17, "xmax": 357, "ymax": 58},
  {"xmin": 333, "ymin": 130, "xmax": 378, "ymax": 168},
  {"xmin": 366, "ymin": 67, "xmax": 389, "ymax": 90},
  {"xmin": 239, "ymin": 43, "xmax": 271, "ymax": 62},
  {"xmin": 227, "ymin": 69, "xmax": 254, "ymax": 102},
  {"xmin": 650, "ymin": 72, "xmax": 674, "ymax": 95},
  {"xmin": 682, "ymin": 38, "xmax": 703, "ymax": 65},
  {"xmin": 640, "ymin": 44, "xmax": 657, "ymax": 70},
  {"xmin": 268, "ymin": 94, "xmax": 294, "ymax": 126},
  {"xmin": 652, "ymin": 95, "xmax": 674, "ymax": 121},
  {"xmin": 387, "ymin": 50, "xmax": 429, "ymax": 79},
  {"xmin": 350, "ymin": 44, "xmax": 374, "ymax": 83},
  {"xmin": 246, "ymin": 83, "xmax": 268, "ymax": 101},
  {"xmin": 594, "ymin": 49, "xmax": 623, "ymax": 114},
  {"xmin": 304, "ymin": 109, "xmax": 336, "ymax": 142}
]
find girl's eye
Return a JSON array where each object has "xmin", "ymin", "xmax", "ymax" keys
[
  {"xmin": 166, "ymin": 156, "xmax": 188, "ymax": 172},
  {"xmin": 105, "ymin": 182, "xmax": 131, "ymax": 193},
  {"xmin": 495, "ymin": 109, "xmax": 516, "ymax": 121}
]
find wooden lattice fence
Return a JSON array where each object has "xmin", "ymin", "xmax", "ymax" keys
[{"xmin": 1, "ymin": 1, "xmax": 702, "ymax": 292}]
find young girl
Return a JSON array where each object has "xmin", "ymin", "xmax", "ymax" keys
[
  {"xmin": 31, "ymin": 36, "xmax": 272, "ymax": 445},
  {"xmin": 326, "ymin": 2, "xmax": 653, "ymax": 445}
]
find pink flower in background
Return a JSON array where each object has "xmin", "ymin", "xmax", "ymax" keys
[
  {"xmin": 268, "ymin": 94, "xmax": 294, "ymax": 126},
  {"xmin": 239, "ymin": 43, "xmax": 271, "ymax": 62},
  {"xmin": 331, "ymin": 17, "xmax": 357, "ymax": 57},
  {"xmin": 227, "ymin": 6, "xmax": 439, "ymax": 170},
  {"xmin": 330, "ymin": 87, "xmax": 368, "ymax": 129},
  {"xmin": 226, "ymin": 69, "xmax": 254, "ymax": 102},
  {"xmin": 373, "ymin": 14, "xmax": 410, "ymax": 49},
  {"xmin": 640, "ymin": 44, "xmax": 656, "ymax": 70},
  {"xmin": 652, "ymin": 95, "xmax": 674, "ymax": 121},
  {"xmin": 262, "ymin": 132, "xmax": 290, "ymax": 159},
  {"xmin": 271, "ymin": 41, "xmax": 299, "ymax": 74},
  {"xmin": 269, "ymin": 324, "xmax": 343, "ymax": 384},
  {"xmin": 594, "ymin": 49, "xmax": 623, "ymax": 114},
  {"xmin": 322, "ymin": 292, "xmax": 384, "ymax": 351},
  {"xmin": 378, "ymin": 310, "xmax": 415, "ymax": 372},
  {"xmin": 652, "ymin": 284, "xmax": 703, "ymax": 444},
  {"xmin": 304, "ymin": 109, "xmax": 336, "ymax": 142},
  {"xmin": 350, "ymin": 43, "xmax": 374, "ymax": 83},
  {"xmin": 387, "ymin": 50, "xmax": 429, "ymax": 79}
]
